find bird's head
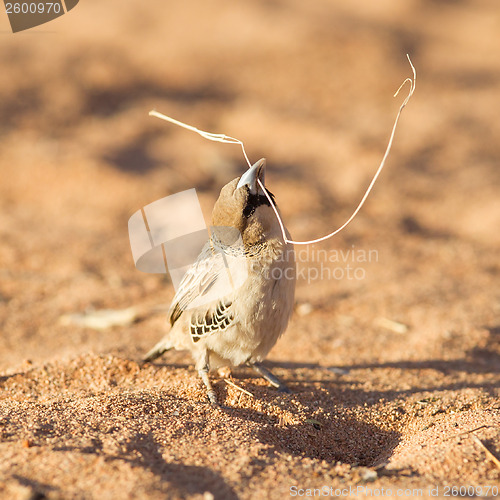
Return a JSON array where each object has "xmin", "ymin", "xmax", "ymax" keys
[{"xmin": 211, "ymin": 158, "xmax": 282, "ymax": 248}]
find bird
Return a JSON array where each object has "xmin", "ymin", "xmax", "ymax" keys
[{"xmin": 143, "ymin": 158, "xmax": 296, "ymax": 404}]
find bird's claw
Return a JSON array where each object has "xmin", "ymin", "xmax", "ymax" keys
[
  {"xmin": 277, "ymin": 384, "xmax": 292, "ymax": 394},
  {"xmin": 207, "ymin": 390, "xmax": 219, "ymax": 406}
]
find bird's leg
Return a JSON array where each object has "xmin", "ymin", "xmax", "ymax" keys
[
  {"xmin": 197, "ymin": 351, "xmax": 218, "ymax": 405},
  {"xmin": 247, "ymin": 361, "xmax": 291, "ymax": 393}
]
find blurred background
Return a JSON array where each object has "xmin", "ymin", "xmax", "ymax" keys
[{"xmin": 1, "ymin": 0, "xmax": 499, "ymax": 369}]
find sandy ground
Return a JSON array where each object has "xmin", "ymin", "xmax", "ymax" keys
[{"xmin": 1, "ymin": 0, "xmax": 499, "ymax": 498}]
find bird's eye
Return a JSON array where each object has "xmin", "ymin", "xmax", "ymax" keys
[{"xmin": 243, "ymin": 204, "xmax": 255, "ymax": 218}]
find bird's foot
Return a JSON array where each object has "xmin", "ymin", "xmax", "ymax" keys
[
  {"xmin": 207, "ymin": 389, "xmax": 219, "ymax": 406},
  {"xmin": 248, "ymin": 361, "xmax": 292, "ymax": 394}
]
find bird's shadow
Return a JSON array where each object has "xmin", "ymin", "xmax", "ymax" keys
[
  {"xmin": 218, "ymin": 400, "xmax": 401, "ymax": 467},
  {"xmin": 201, "ymin": 328, "xmax": 499, "ymax": 467}
]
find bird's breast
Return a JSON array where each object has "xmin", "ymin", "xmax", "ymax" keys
[{"xmin": 203, "ymin": 242, "xmax": 295, "ymax": 368}]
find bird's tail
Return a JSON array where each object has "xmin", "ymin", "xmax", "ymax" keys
[{"xmin": 143, "ymin": 338, "xmax": 173, "ymax": 363}]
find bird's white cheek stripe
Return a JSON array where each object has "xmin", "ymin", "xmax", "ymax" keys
[{"xmin": 149, "ymin": 55, "xmax": 416, "ymax": 247}]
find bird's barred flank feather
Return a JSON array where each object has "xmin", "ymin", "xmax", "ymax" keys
[{"xmin": 190, "ymin": 300, "xmax": 234, "ymax": 343}]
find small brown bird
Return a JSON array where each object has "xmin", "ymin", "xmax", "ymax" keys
[{"xmin": 144, "ymin": 159, "xmax": 296, "ymax": 404}]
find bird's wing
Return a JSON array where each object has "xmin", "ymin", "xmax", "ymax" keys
[{"xmin": 168, "ymin": 242, "xmax": 232, "ymax": 326}]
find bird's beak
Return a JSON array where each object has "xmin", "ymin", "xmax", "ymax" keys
[{"xmin": 236, "ymin": 158, "xmax": 266, "ymax": 195}]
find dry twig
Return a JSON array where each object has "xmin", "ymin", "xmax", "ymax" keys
[
  {"xmin": 224, "ymin": 378, "xmax": 254, "ymax": 398},
  {"xmin": 472, "ymin": 434, "xmax": 500, "ymax": 470}
]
